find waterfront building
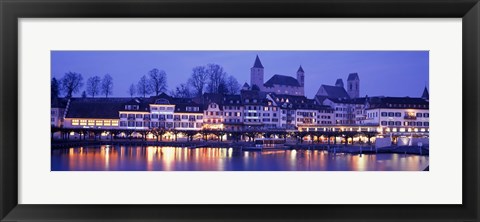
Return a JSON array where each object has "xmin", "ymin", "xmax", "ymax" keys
[
  {"xmin": 202, "ymin": 102, "xmax": 224, "ymax": 130},
  {"xmin": 200, "ymin": 93, "xmax": 225, "ymax": 130},
  {"xmin": 51, "ymin": 97, "xmax": 68, "ymax": 127},
  {"xmin": 119, "ymin": 98, "xmax": 151, "ymax": 130},
  {"xmin": 172, "ymin": 100, "xmax": 204, "ymax": 131},
  {"xmin": 261, "ymin": 95, "xmax": 282, "ymax": 129},
  {"xmin": 64, "ymin": 98, "xmax": 124, "ymax": 129},
  {"xmin": 269, "ymin": 94, "xmax": 334, "ymax": 131},
  {"xmin": 362, "ymin": 96, "xmax": 429, "ymax": 137},
  {"xmin": 241, "ymin": 89, "xmax": 267, "ymax": 130},
  {"xmin": 223, "ymin": 95, "xmax": 244, "ymax": 131},
  {"xmin": 54, "ymin": 56, "xmax": 429, "ymax": 142}
]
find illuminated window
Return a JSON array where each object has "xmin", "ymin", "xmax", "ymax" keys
[
  {"xmin": 96, "ymin": 120, "xmax": 103, "ymax": 126},
  {"xmin": 111, "ymin": 120, "xmax": 119, "ymax": 126},
  {"xmin": 104, "ymin": 120, "xmax": 111, "ymax": 126},
  {"xmin": 88, "ymin": 120, "xmax": 95, "ymax": 126},
  {"xmin": 72, "ymin": 119, "xmax": 79, "ymax": 125},
  {"xmin": 80, "ymin": 120, "xmax": 87, "ymax": 125}
]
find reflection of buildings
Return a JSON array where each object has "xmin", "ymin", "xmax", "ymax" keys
[{"xmin": 53, "ymin": 55, "xmax": 429, "ymax": 140}]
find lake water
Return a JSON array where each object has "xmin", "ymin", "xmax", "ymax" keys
[{"xmin": 51, "ymin": 146, "xmax": 429, "ymax": 171}]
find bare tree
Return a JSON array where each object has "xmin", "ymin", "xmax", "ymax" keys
[
  {"xmin": 188, "ymin": 66, "xmax": 208, "ymax": 96},
  {"xmin": 226, "ymin": 75, "xmax": 240, "ymax": 95},
  {"xmin": 128, "ymin": 83, "xmax": 136, "ymax": 98},
  {"xmin": 86, "ymin": 76, "xmax": 101, "ymax": 98},
  {"xmin": 101, "ymin": 74, "xmax": 114, "ymax": 98},
  {"xmin": 61, "ymin": 71, "xmax": 83, "ymax": 98},
  {"xmin": 218, "ymin": 80, "xmax": 228, "ymax": 95},
  {"xmin": 206, "ymin": 64, "xmax": 227, "ymax": 94},
  {"xmin": 148, "ymin": 68, "xmax": 167, "ymax": 96},
  {"xmin": 171, "ymin": 83, "xmax": 192, "ymax": 98},
  {"xmin": 137, "ymin": 75, "xmax": 153, "ymax": 98}
]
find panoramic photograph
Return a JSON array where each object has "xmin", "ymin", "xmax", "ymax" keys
[{"xmin": 50, "ymin": 51, "xmax": 429, "ymax": 171}]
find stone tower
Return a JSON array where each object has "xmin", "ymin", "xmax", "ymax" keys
[
  {"xmin": 347, "ymin": 73, "xmax": 360, "ymax": 98},
  {"xmin": 250, "ymin": 55, "xmax": 264, "ymax": 90},
  {"xmin": 297, "ymin": 66, "xmax": 305, "ymax": 87}
]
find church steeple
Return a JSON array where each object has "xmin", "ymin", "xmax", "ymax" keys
[
  {"xmin": 297, "ymin": 65, "xmax": 304, "ymax": 73},
  {"xmin": 250, "ymin": 55, "xmax": 264, "ymax": 90},
  {"xmin": 253, "ymin": 55, "xmax": 264, "ymax": 68},
  {"xmin": 296, "ymin": 65, "xmax": 305, "ymax": 87},
  {"xmin": 421, "ymin": 86, "xmax": 429, "ymax": 100}
]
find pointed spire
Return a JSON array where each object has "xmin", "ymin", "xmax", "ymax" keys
[
  {"xmin": 421, "ymin": 86, "xmax": 429, "ymax": 100},
  {"xmin": 252, "ymin": 55, "xmax": 264, "ymax": 68},
  {"xmin": 297, "ymin": 65, "xmax": 304, "ymax": 73}
]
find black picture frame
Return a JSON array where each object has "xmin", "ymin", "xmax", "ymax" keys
[{"xmin": 1, "ymin": 0, "xmax": 479, "ymax": 221}]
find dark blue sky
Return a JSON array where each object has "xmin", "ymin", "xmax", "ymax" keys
[{"xmin": 51, "ymin": 51, "xmax": 429, "ymax": 98}]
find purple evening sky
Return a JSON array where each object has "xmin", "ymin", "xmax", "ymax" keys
[{"xmin": 51, "ymin": 51, "xmax": 429, "ymax": 98}]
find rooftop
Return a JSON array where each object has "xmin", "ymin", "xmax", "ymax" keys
[{"xmin": 264, "ymin": 74, "xmax": 301, "ymax": 87}]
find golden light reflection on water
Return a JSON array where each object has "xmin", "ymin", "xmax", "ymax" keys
[{"xmin": 54, "ymin": 146, "xmax": 429, "ymax": 171}]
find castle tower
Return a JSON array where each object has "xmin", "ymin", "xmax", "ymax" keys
[
  {"xmin": 297, "ymin": 66, "xmax": 305, "ymax": 87},
  {"xmin": 347, "ymin": 73, "xmax": 360, "ymax": 98},
  {"xmin": 250, "ymin": 55, "xmax": 264, "ymax": 90},
  {"xmin": 335, "ymin": 78, "xmax": 344, "ymax": 88}
]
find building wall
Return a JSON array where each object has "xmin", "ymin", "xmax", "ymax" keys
[
  {"xmin": 317, "ymin": 109, "xmax": 334, "ymax": 125},
  {"xmin": 364, "ymin": 108, "xmax": 429, "ymax": 134},
  {"xmin": 171, "ymin": 112, "xmax": 203, "ymax": 130},
  {"xmin": 264, "ymin": 84, "xmax": 304, "ymax": 96},
  {"xmin": 261, "ymin": 104, "xmax": 282, "ymax": 129},
  {"xmin": 347, "ymin": 79, "xmax": 360, "ymax": 98},
  {"xmin": 297, "ymin": 71, "xmax": 304, "ymax": 87},
  {"xmin": 223, "ymin": 105, "xmax": 243, "ymax": 131},
  {"xmin": 243, "ymin": 104, "xmax": 263, "ymax": 128},
  {"xmin": 323, "ymin": 99, "xmax": 356, "ymax": 125},
  {"xmin": 51, "ymin": 108, "xmax": 65, "ymax": 127},
  {"xmin": 354, "ymin": 104, "xmax": 366, "ymax": 124},
  {"xmin": 203, "ymin": 103, "xmax": 224, "ymax": 129},
  {"xmin": 64, "ymin": 118, "xmax": 120, "ymax": 129},
  {"xmin": 250, "ymin": 67, "xmax": 264, "ymax": 90}
]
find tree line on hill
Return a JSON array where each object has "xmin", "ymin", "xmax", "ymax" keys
[{"xmin": 51, "ymin": 63, "xmax": 240, "ymax": 99}]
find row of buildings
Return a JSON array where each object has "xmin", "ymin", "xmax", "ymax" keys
[{"xmin": 51, "ymin": 56, "xmax": 430, "ymax": 137}]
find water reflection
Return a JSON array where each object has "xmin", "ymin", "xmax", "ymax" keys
[{"xmin": 52, "ymin": 146, "xmax": 429, "ymax": 171}]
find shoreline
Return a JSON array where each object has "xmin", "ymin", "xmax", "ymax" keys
[{"xmin": 51, "ymin": 139, "xmax": 429, "ymax": 156}]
